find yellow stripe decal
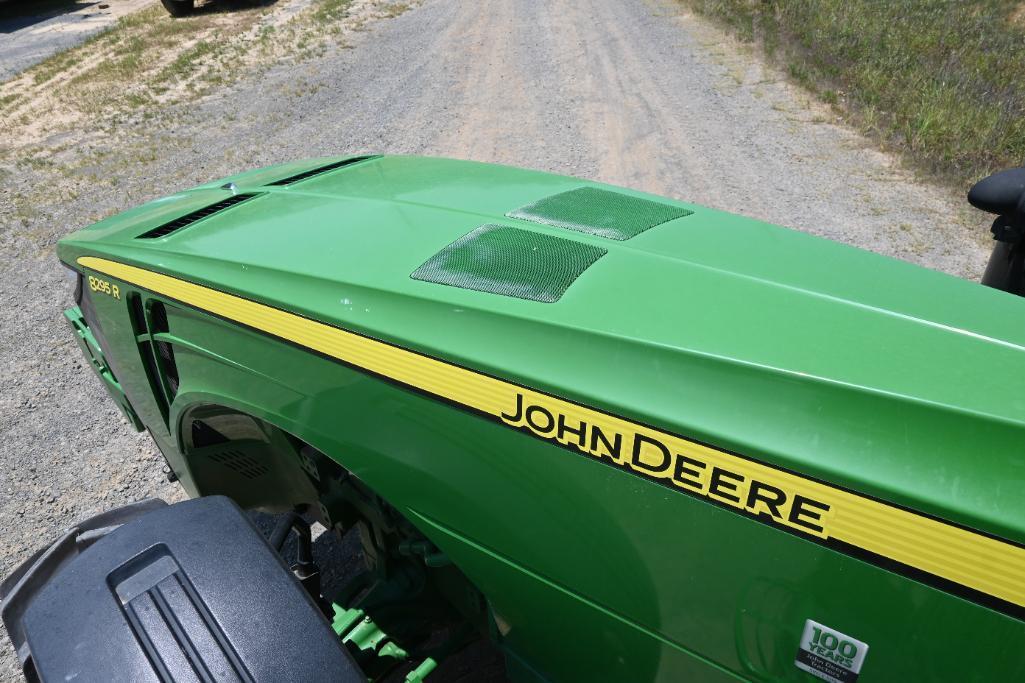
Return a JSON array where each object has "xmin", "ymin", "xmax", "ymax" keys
[{"xmin": 79, "ymin": 256, "xmax": 1025, "ymax": 617}]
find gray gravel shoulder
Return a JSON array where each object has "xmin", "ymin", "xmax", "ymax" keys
[{"xmin": 0, "ymin": 0, "xmax": 993, "ymax": 679}]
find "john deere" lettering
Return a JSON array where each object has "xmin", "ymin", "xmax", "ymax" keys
[{"xmin": 501, "ymin": 392, "xmax": 832, "ymax": 538}]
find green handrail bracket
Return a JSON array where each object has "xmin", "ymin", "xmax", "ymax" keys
[{"xmin": 64, "ymin": 306, "xmax": 143, "ymax": 431}]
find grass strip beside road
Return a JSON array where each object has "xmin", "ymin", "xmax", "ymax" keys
[
  {"xmin": 4, "ymin": 3, "xmax": 276, "ymax": 124},
  {"xmin": 0, "ymin": 0, "xmax": 418, "ymax": 152},
  {"xmin": 686, "ymin": 0, "xmax": 1025, "ymax": 188}
]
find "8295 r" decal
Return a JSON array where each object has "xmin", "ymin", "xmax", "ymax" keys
[{"xmin": 87, "ymin": 275, "xmax": 120, "ymax": 299}]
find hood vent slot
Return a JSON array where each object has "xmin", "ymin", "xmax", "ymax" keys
[
  {"xmin": 138, "ymin": 193, "xmax": 260, "ymax": 239},
  {"xmin": 266, "ymin": 155, "xmax": 378, "ymax": 186}
]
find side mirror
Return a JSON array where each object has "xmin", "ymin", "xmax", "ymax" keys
[
  {"xmin": 968, "ymin": 167, "xmax": 1025, "ymax": 296},
  {"xmin": 968, "ymin": 166, "xmax": 1025, "ymax": 218}
]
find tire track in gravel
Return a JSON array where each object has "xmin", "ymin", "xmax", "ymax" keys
[
  {"xmin": 429, "ymin": 1, "xmax": 572, "ymax": 166},
  {"xmin": 553, "ymin": 0, "xmax": 691, "ymax": 193},
  {"xmin": 0, "ymin": 0, "xmax": 995, "ymax": 679}
]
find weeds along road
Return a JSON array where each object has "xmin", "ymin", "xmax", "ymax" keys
[
  {"xmin": 0, "ymin": 0, "xmax": 993, "ymax": 679},
  {"xmin": 0, "ymin": 0, "xmax": 157, "ymax": 81}
]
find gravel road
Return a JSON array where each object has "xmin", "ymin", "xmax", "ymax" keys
[{"xmin": 0, "ymin": 0, "xmax": 993, "ymax": 679}]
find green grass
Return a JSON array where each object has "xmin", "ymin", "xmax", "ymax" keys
[
  {"xmin": 686, "ymin": 0, "xmax": 1025, "ymax": 187},
  {"xmin": 159, "ymin": 39, "xmax": 219, "ymax": 81},
  {"xmin": 311, "ymin": 0, "xmax": 355, "ymax": 26},
  {"xmin": 0, "ymin": 0, "xmax": 378, "ymax": 154}
]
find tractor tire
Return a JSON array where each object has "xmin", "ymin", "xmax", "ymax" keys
[{"xmin": 160, "ymin": 0, "xmax": 195, "ymax": 17}]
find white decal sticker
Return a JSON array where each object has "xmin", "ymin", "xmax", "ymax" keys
[{"xmin": 795, "ymin": 619, "xmax": 869, "ymax": 683}]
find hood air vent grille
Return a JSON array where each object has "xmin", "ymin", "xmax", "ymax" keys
[
  {"xmin": 267, "ymin": 155, "xmax": 378, "ymax": 186},
  {"xmin": 411, "ymin": 224, "xmax": 607, "ymax": 303},
  {"xmin": 138, "ymin": 193, "xmax": 260, "ymax": 239},
  {"xmin": 508, "ymin": 186, "xmax": 692, "ymax": 240}
]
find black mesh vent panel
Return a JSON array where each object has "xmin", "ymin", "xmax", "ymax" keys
[
  {"xmin": 507, "ymin": 186, "xmax": 692, "ymax": 240},
  {"xmin": 156, "ymin": 341, "xmax": 179, "ymax": 397},
  {"xmin": 208, "ymin": 449, "xmax": 269, "ymax": 479},
  {"xmin": 411, "ymin": 225, "xmax": 606, "ymax": 303}
]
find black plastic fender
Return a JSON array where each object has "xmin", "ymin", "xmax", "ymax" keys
[{"xmin": 1, "ymin": 497, "xmax": 362, "ymax": 682}]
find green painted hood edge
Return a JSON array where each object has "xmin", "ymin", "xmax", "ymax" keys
[{"xmin": 56, "ymin": 155, "xmax": 1025, "ymax": 548}]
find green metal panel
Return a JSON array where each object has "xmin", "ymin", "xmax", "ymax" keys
[
  {"xmin": 64, "ymin": 306, "xmax": 144, "ymax": 431},
  {"xmin": 56, "ymin": 156, "xmax": 1025, "ymax": 682}
]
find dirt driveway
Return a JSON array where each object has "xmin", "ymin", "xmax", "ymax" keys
[{"xmin": 0, "ymin": 0, "xmax": 993, "ymax": 679}]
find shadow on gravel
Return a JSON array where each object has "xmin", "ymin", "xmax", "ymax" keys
[
  {"xmin": 189, "ymin": 0, "xmax": 279, "ymax": 16},
  {"xmin": 0, "ymin": 0, "xmax": 97, "ymax": 33}
]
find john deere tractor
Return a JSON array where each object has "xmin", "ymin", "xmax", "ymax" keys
[{"xmin": 4, "ymin": 156, "xmax": 1025, "ymax": 682}]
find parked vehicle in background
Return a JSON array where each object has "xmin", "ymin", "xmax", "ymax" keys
[{"xmin": 161, "ymin": 0, "xmax": 193, "ymax": 17}]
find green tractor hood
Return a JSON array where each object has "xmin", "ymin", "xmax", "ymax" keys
[{"xmin": 58, "ymin": 155, "xmax": 1025, "ymax": 627}]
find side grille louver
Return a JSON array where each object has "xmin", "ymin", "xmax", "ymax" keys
[
  {"xmin": 266, "ymin": 155, "xmax": 377, "ymax": 186},
  {"xmin": 208, "ymin": 449, "xmax": 270, "ymax": 479},
  {"xmin": 148, "ymin": 302, "xmax": 179, "ymax": 398},
  {"xmin": 128, "ymin": 296, "xmax": 180, "ymax": 421},
  {"xmin": 137, "ymin": 193, "xmax": 260, "ymax": 239}
]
